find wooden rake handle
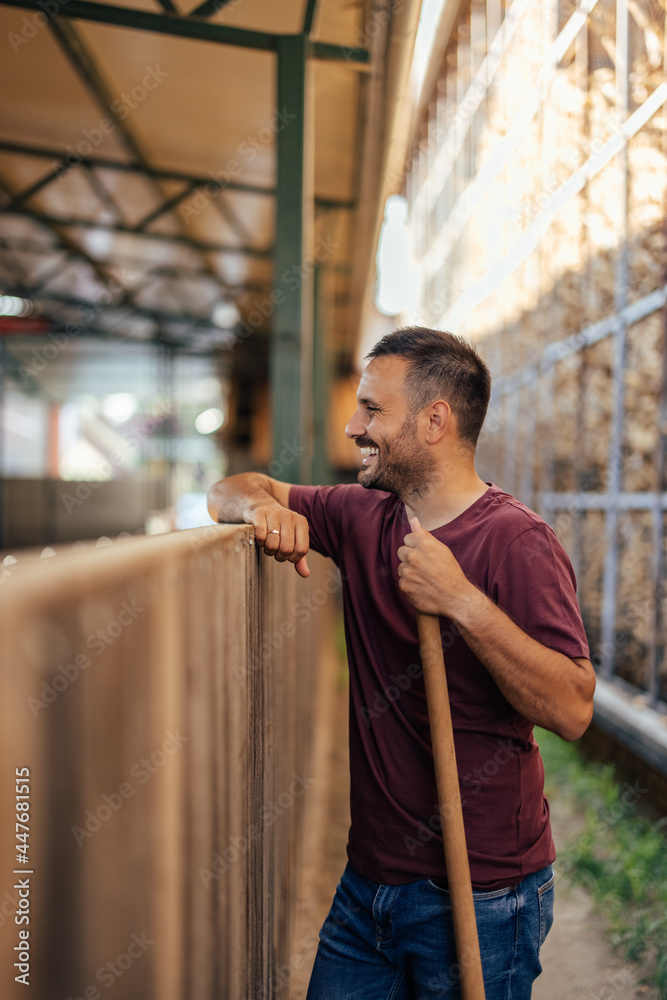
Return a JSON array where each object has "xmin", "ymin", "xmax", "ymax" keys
[{"xmin": 416, "ymin": 611, "xmax": 486, "ymax": 1000}]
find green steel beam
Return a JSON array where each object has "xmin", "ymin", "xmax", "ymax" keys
[
  {"xmin": 303, "ymin": 0, "xmax": 319, "ymax": 36},
  {"xmin": 0, "ymin": 237, "xmax": 269, "ymax": 294},
  {"xmin": 0, "ymin": 139, "xmax": 275, "ymax": 196},
  {"xmin": 188, "ymin": 0, "xmax": 235, "ymax": 18},
  {"xmin": 272, "ymin": 34, "xmax": 313, "ymax": 484},
  {"xmin": 311, "ymin": 263, "xmax": 332, "ymax": 485},
  {"xmin": 134, "ymin": 181, "xmax": 201, "ymax": 230},
  {"xmin": 0, "ymin": 142, "xmax": 356, "ymax": 206},
  {"xmin": 6, "ymin": 166, "xmax": 70, "ymax": 208},
  {"xmin": 0, "ymin": 0, "xmax": 369, "ymax": 62},
  {"xmin": 47, "ymin": 15, "xmax": 238, "ymax": 300},
  {"xmin": 79, "ymin": 162, "xmax": 125, "ymax": 220},
  {"xmin": 309, "ymin": 40, "xmax": 368, "ymax": 65}
]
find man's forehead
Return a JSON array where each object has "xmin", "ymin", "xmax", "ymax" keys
[{"xmin": 358, "ymin": 355, "xmax": 408, "ymax": 398}]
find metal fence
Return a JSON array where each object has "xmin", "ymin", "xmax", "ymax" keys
[
  {"xmin": 0, "ymin": 525, "xmax": 328, "ymax": 999},
  {"xmin": 405, "ymin": 0, "xmax": 667, "ymax": 708}
]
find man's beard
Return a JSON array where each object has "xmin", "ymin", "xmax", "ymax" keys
[{"xmin": 357, "ymin": 414, "xmax": 436, "ymax": 502}]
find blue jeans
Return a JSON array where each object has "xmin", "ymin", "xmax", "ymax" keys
[{"xmin": 306, "ymin": 862, "xmax": 555, "ymax": 999}]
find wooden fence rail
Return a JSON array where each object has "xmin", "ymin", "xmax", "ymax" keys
[{"xmin": 0, "ymin": 525, "xmax": 329, "ymax": 1000}]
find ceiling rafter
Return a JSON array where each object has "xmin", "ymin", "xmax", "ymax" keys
[
  {"xmin": 0, "ymin": 0, "xmax": 371, "ymax": 64},
  {"xmin": 303, "ymin": 0, "xmax": 319, "ymax": 37},
  {"xmin": 3, "ymin": 206, "xmax": 273, "ymax": 257},
  {"xmin": 0, "ymin": 173, "xmax": 167, "ymax": 343},
  {"xmin": 133, "ymin": 181, "xmax": 201, "ymax": 231},
  {"xmin": 6, "ymin": 285, "xmax": 235, "ymax": 329},
  {"xmin": 0, "ymin": 140, "xmax": 356, "ymax": 209},
  {"xmin": 0, "ymin": 175, "xmax": 125, "ymax": 298},
  {"xmin": 46, "ymin": 16, "xmax": 237, "ymax": 305},
  {"xmin": 0, "ymin": 2, "xmax": 365, "ymax": 362},
  {"xmin": 187, "ymin": 0, "xmax": 236, "ymax": 19},
  {"xmin": 0, "ymin": 236, "xmax": 269, "ymax": 295}
]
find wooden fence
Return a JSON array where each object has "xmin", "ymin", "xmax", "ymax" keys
[{"xmin": 0, "ymin": 525, "xmax": 330, "ymax": 999}]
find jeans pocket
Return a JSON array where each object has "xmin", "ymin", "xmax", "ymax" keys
[{"xmin": 537, "ymin": 872, "xmax": 555, "ymax": 949}]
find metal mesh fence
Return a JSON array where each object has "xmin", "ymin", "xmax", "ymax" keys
[{"xmin": 405, "ymin": 0, "xmax": 667, "ymax": 704}]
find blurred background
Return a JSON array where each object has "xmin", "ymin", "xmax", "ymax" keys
[{"xmin": 1, "ymin": 1, "xmax": 667, "ymax": 998}]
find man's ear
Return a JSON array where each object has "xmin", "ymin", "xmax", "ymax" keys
[{"xmin": 424, "ymin": 401, "xmax": 451, "ymax": 443}]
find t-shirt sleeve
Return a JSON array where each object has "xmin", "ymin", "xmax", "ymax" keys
[
  {"xmin": 489, "ymin": 523, "xmax": 590, "ymax": 660},
  {"xmin": 288, "ymin": 484, "xmax": 354, "ymax": 564}
]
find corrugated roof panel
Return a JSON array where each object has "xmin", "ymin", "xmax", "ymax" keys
[
  {"xmin": 313, "ymin": 61, "xmax": 359, "ymax": 202},
  {"xmin": 0, "ymin": 12, "xmax": 126, "ymax": 154},
  {"xmin": 28, "ymin": 167, "xmax": 113, "ymax": 221},
  {"xmin": 76, "ymin": 22, "xmax": 276, "ymax": 184},
  {"xmin": 65, "ymin": 226, "xmax": 203, "ymax": 269},
  {"xmin": 203, "ymin": 0, "xmax": 304, "ymax": 34},
  {"xmin": 93, "ymin": 168, "xmax": 177, "ymax": 227},
  {"xmin": 316, "ymin": 0, "xmax": 365, "ymax": 46}
]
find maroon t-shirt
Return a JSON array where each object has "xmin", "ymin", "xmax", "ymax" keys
[{"xmin": 289, "ymin": 482, "xmax": 589, "ymax": 889}]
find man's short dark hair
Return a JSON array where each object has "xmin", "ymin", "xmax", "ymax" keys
[{"xmin": 365, "ymin": 327, "xmax": 491, "ymax": 447}]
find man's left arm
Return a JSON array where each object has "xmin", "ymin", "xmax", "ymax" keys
[{"xmin": 397, "ymin": 519, "xmax": 596, "ymax": 742}]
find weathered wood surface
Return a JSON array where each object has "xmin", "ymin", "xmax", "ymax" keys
[{"xmin": 0, "ymin": 525, "xmax": 329, "ymax": 999}]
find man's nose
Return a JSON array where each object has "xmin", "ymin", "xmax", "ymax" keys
[{"xmin": 345, "ymin": 407, "xmax": 365, "ymax": 440}]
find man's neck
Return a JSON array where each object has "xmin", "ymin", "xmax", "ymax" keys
[{"xmin": 403, "ymin": 470, "xmax": 489, "ymax": 531}]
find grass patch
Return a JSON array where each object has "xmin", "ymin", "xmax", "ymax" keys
[{"xmin": 536, "ymin": 727, "xmax": 667, "ymax": 996}]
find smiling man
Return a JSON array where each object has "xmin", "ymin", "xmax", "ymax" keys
[{"xmin": 207, "ymin": 326, "xmax": 595, "ymax": 1000}]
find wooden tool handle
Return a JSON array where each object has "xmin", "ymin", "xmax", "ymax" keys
[{"xmin": 416, "ymin": 611, "xmax": 486, "ymax": 1000}]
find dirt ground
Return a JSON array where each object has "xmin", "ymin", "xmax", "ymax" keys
[{"xmin": 291, "ymin": 654, "xmax": 660, "ymax": 1000}]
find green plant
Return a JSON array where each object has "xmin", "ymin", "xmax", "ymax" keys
[{"xmin": 537, "ymin": 727, "xmax": 667, "ymax": 997}]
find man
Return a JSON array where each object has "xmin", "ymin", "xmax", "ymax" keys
[{"xmin": 207, "ymin": 327, "xmax": 595, "ymax": 1000}]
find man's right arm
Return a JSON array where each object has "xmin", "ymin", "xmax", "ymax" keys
[{"xmin": 207, "ymin": 474, "xmax": 310, "ymax": 577}]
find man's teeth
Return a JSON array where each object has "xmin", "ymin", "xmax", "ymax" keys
[{"xmin": 360, "ymin": 447, "xmax": 378, "ymax": 457}]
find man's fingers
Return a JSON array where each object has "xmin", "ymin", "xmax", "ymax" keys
[
  {"xmin": 291, "ymin": 517, "xmax": 310, "ymax": 568},
  {"xmin": 246, "ymin": 507, "xmax": 269, "ymax": 543},
  {"xmin": 295, "ymin": 554, "xmax": 310, "ymax": 578},
  {"xmin": 247, "ymin": 507, "xmax": 310, "ymax": 573},
  {"xmin": 263, "ymin": 515, "xmax": 283, "ymax": 554},
  {"xmin": 274, "ymin": 523, "xmax": 296, "ymax": 562}
]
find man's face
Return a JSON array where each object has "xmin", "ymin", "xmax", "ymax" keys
[{"xmin": 344, "ymin": 356, "xmax": 436, "ymax": 499}]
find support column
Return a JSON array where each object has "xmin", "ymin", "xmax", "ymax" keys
[
  {"xmin": 273, "ymin": 34, "xmax": 314, "ymax": 484},
  {"xmin": 600, "ymin": 0, "xmax": 629, "ymax": 677},
  {"xmin": 311, "ymin": 262, "xmax": 332, "ymax": 485}
]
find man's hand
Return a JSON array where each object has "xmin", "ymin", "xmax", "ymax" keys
[
  {"xmin": 397, "ymin": 517, "xmax": 475, "ymax": 618},
  {"xmin": 244, "ymin": 502, "xmax": 310, "ymax": 578},
  {"xmin": 398, "ymin": 518, "xmax": 596, "ymax": 741}
]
